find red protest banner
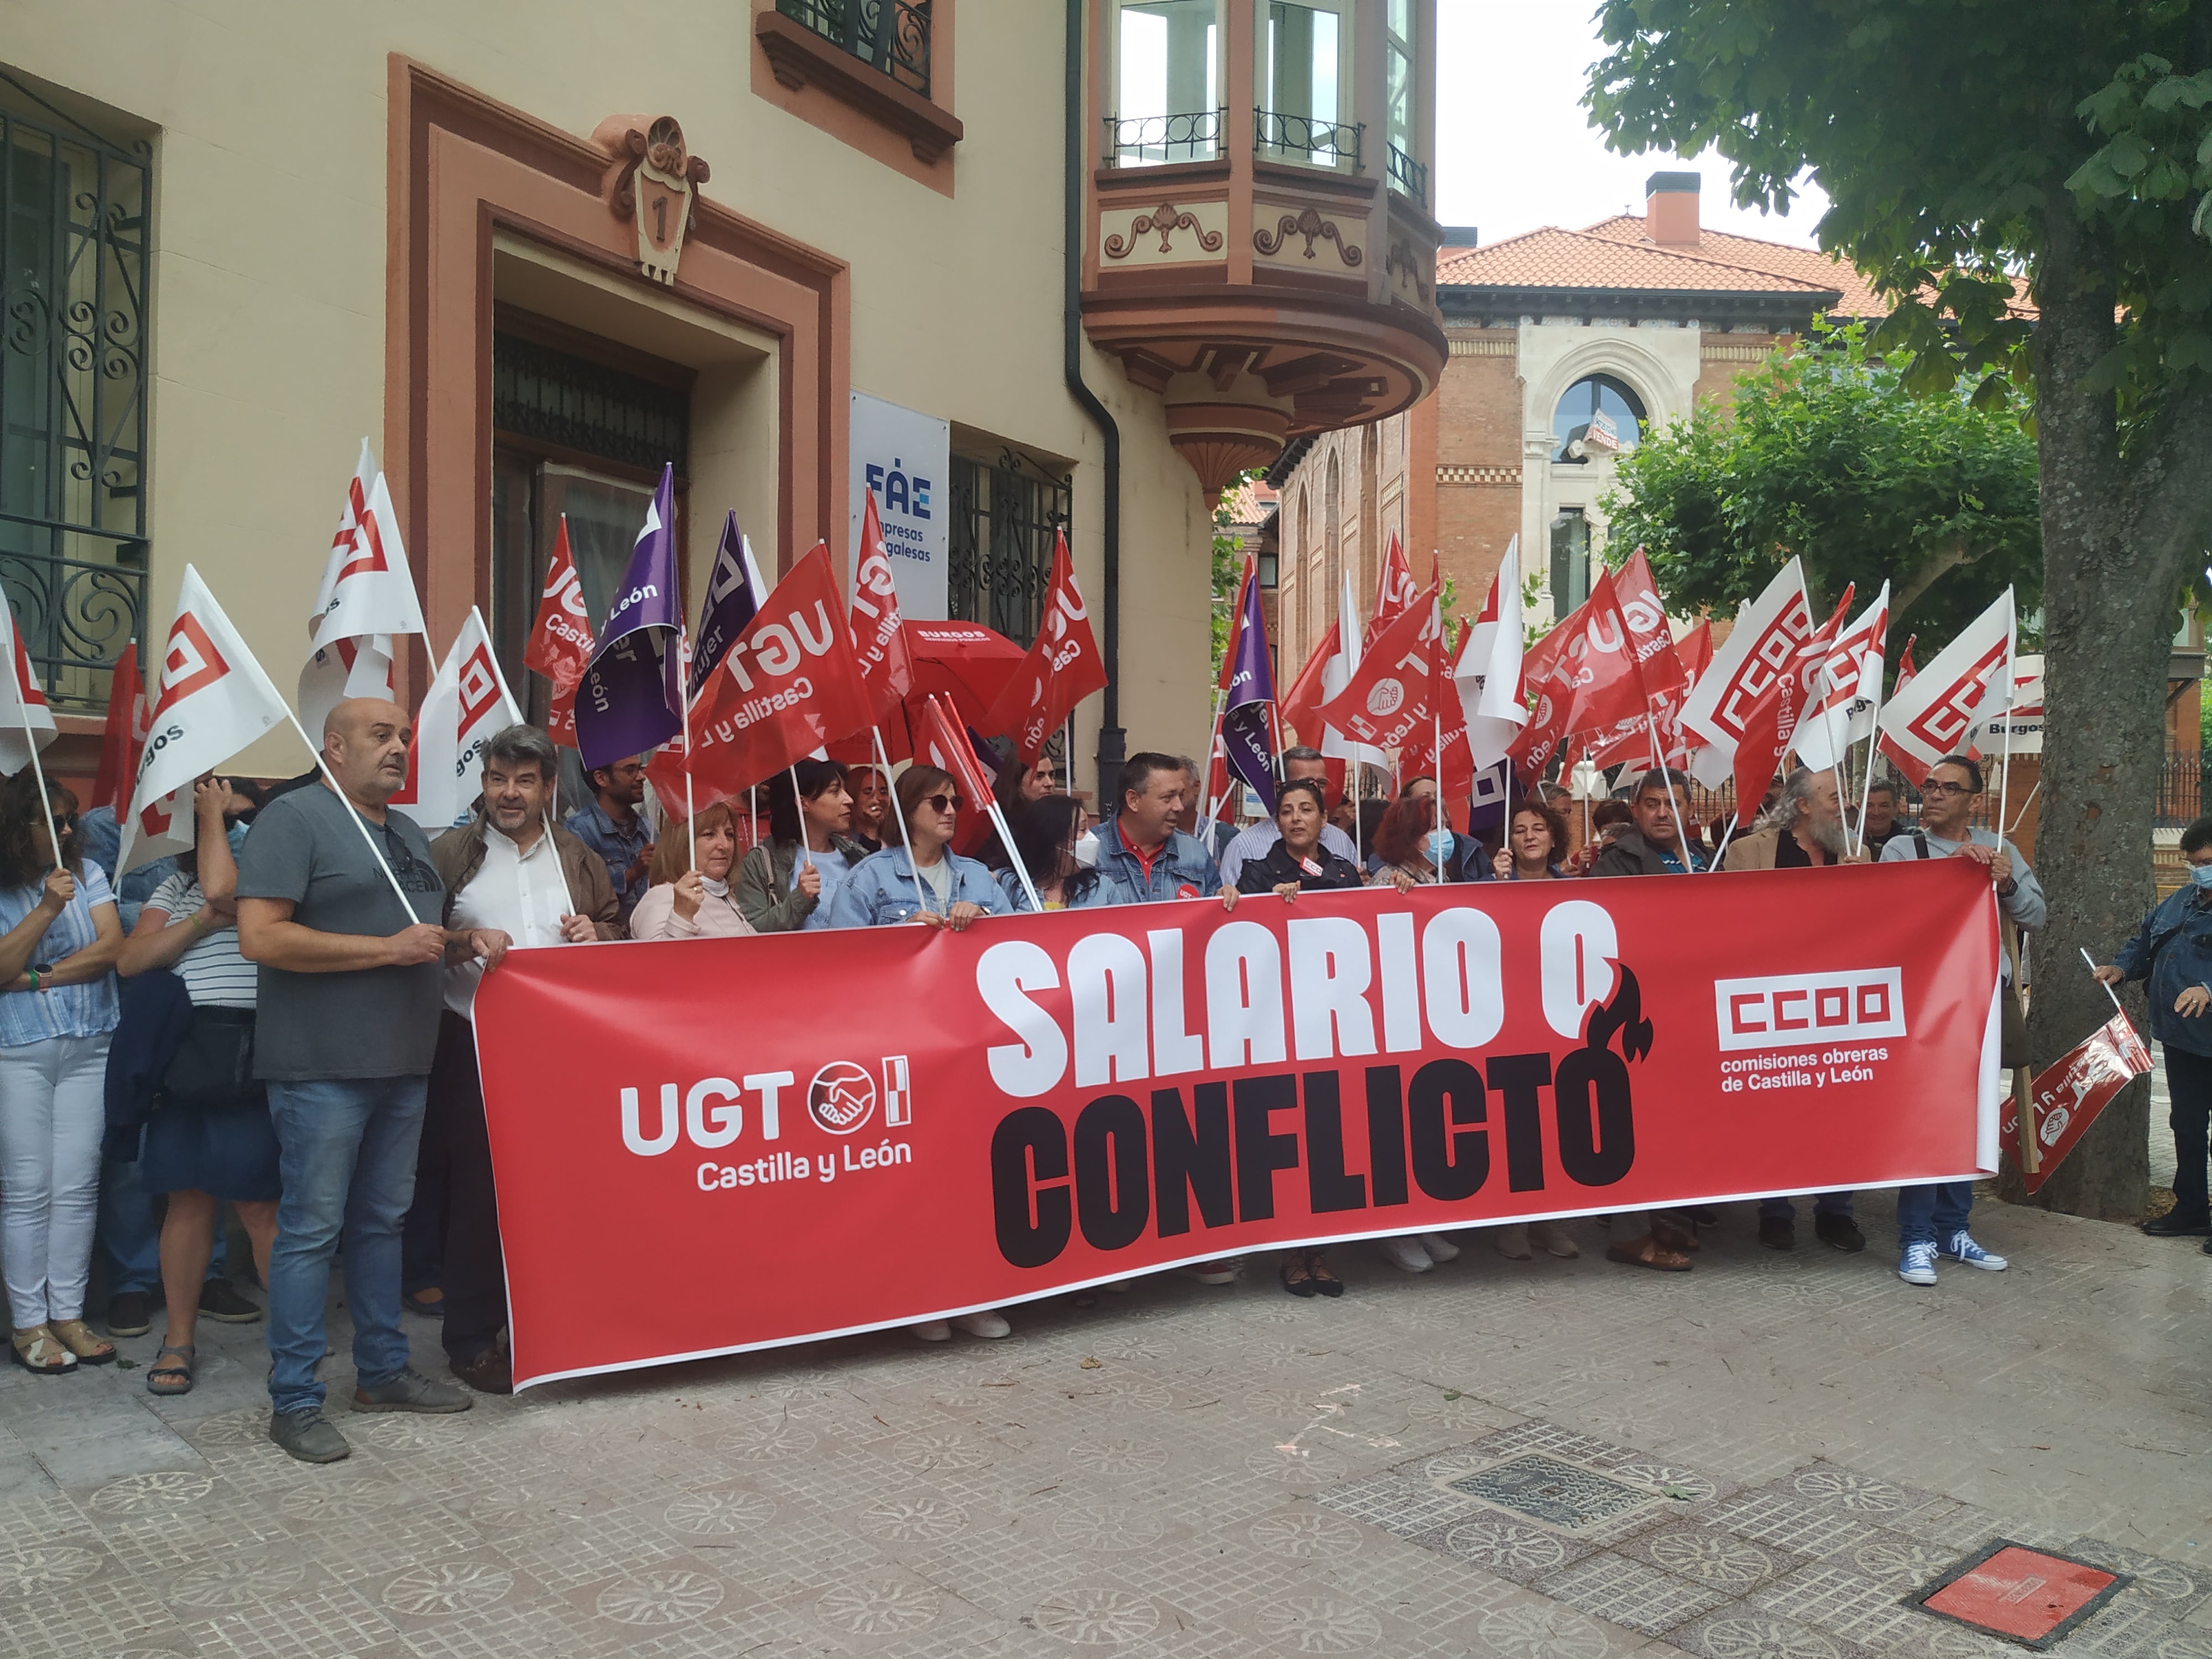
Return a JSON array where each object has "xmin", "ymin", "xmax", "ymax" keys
[
  {"xmin": 2001, "ymin": 1009, "xmax": 2152, "ymax": 1193},
  {"xmin": 474, "ymin": 858, "xmax": 2001, "ymax": 1387}
]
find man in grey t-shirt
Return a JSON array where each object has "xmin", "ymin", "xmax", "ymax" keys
[{"xmin": 238, "ymin": 698, "xmax": 509, "ymax": 1463}]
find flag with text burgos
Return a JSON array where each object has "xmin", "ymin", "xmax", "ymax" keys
[
  {"xmin": 393, "ymin": 608, "xmax": 525, "ymax": 830},
  {"xmin": 1875, "ymin": 589, "xmax": 2014, "ymax": 780},
  {"xmin": 983, "ymin": 529, "xmax": 1105, "ymax": 764},
  {"xmin": 686, "ymin": 542, "xmax": 873, "ymax": 796},
  {"xmin": 474, "ymin": 857, "xmax": 2004, "ymax": 1387}
]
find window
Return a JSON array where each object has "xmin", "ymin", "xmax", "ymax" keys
[
  {"xmin": 774, "ymin": 0, "xmax": 933, "ymax": 100},
  {"xmin": 1552, "ymin": 375, "xmax": 1647, "ymax": 463},
  {"xmin": 1110, "ymin": 1, "xmax": 1220, "ymax": 165},
  {"xmin": 0, "ymin": 89, "xmax": 149, "ymax": 713},
  {"xmin": 1384, "ymin": 0, "xmax": 1422, "ymax": 201},
  {"xmin": 1257, "ymin": 0, "xmax": 1358, "ymax": 171},
  {"xmin": 1550, "ymin": 510, "xmax": 1590, "ymax": 613},
  {"xmin": 948, "ymin": 450, "xmax": 1071, "ymax": 646}
]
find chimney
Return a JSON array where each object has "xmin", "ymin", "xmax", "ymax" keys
[{"xmin": 1645, "ymin": 171, "xmax": 1700, "ymax": 246}]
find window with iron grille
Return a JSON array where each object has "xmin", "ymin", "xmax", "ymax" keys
[
  {"xmin": 0, "ymin": 76, "xmax": 149, "ymax": 713},
  {"xmin": 947, "ymin": 450, "xmax": 1070, "ymax": 648},
  {"xmin": 775, "ymin": 0, "xmax": 934, "ymax": 100}
]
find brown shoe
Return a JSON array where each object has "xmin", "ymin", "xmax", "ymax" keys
[
  {"xmin": 1527, "ymin": 1220, "xmax": 1580, "ymax": 1259},
  {"xmin": 1607, "ymin": 1233, "xmax": 1692, "ymax": 1272},
  {"xmin": 1489, "ymin": 1224, "xmax": 1533, "ymax": 1261},
  {"xmin": 1652, "ymin": 1215, "xmax": 1701, "ymax": 1254},
  {"xmin": 450, "ymin": 1340, "xmax": 513, "ymax": 1396}
]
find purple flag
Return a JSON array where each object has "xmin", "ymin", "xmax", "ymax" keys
[
  {"xmin": 575, "ymin": 463, "xmax": 684, "ymax": 770},
  {"xmin": 1220, "ymin": 570, "xmax": 1278, "ymax": 812},
  {"xmin": 690, "ymin": 512, "xmax": 766, "ymax": 698}
]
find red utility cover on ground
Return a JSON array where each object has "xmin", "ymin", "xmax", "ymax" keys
[{"xmin": 1923, "ymin": 1546, "xmax": 2120, "ymax": 1642}]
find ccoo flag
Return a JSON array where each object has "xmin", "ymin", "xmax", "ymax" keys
[
  {"xmin": 1876, "ymin": 589, "xmax": 2015, "ymax": 781},
  {"xmin": 574, "ymin": 463, "xmax": 685, "ymax": 769},
  {"xmin": 391, "ymin": 608, "xmax": 526, "ymax": 830},
  {"xmin": 0, "ymin": 588, "xmax": 59, "ymax": 778}
]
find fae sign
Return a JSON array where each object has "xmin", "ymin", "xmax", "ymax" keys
[{"xmin": 850, "ymin": 390, "xmax": 950, "ymax": 620}]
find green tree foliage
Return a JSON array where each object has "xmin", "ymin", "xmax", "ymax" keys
[
  {"xmin": 1600, "ymin": 323, "xmax": 2042, "ymax": 643},
  {"xmin": 1587, "ymin": 0, "xmax": 2212, "ymax": 1222}
]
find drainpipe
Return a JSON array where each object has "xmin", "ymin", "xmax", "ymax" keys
[{"xmin": 1067, "ymin": 0, "xmax": 1124, "ymax": 811}]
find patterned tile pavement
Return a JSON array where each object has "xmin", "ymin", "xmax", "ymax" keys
[{"xmin": 0, "ymin": 1187, "xmax": 2205, "ymax": 1657}]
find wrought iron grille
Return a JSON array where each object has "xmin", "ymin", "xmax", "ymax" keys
[
  {"xmin": 1254, "ymin": 108, "xmax": 1362, "ymax": 171},
  {"xmin": 775, "ymin": 0, "xmax": 933, "ymax": 99},
  {"xmin": 0, "ymin": 82, "xmax": 149, "ymax": 713},
  {"xmin": 948, "ymin": 450, "xmax": 1070, "ymax": 648},
  {"xmin": 1386, "ymin": 141, "xmax": 1427, "ymax": 205},
  {"xmin": 492, "ymin": 333, "xmax": 690, "ymax": 477},
  {"xmin": 1104, "ymin": 108, "xmax": 1224, "ymax": 166}
]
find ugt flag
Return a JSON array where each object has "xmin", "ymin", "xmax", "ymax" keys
[
  {"xmin": 848, "ymin": 492, "xmax": 916, "ymax": 727},
  {"xmin": 1313, "ymin": 580, "xmax": 1443, "ymax": 754},
  {"xmin": 122, "ymin": 566, "xmax": 291, "ymax": 869},
  {"xmin": 525, "ymin": 517, "xmax": 593, "ymax": 749},
  {"xmin": 983, "ymin": 528, "xmax": 1105, "ymax": 765},
  {"xmin": 575, "ymin": 463, "xmax": 684, "ymax": 769},
  {"xmin": 0, "ymin": 589, "xmax": 59, "ymax": 778},
  {"xmin": 1218, "ymin": 556, "xmax": 1279, "ymax": 811},
  {"xmin": 91, "ymin": 641, "xmax": 148, "ymax": 818},
  {"xmin": 392, "ymin": 608, "xmax": 525, "ymax": 830}
]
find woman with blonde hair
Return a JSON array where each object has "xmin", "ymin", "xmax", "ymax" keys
[{"xmin": 628, "ymin": 801, "xmax": 757, "ymax": 940}]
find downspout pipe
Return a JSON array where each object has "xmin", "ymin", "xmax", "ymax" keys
[{"xmin": 1066, "ymin": 0, "xmax": 1125, "ymax": 811}]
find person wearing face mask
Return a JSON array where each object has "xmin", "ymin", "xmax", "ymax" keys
[
  {"xmin": 1881, "ymin": 753, "xmax": 2041, "ymax": 1286},
  {"xmin": 1001, "ymin": 795, "xmax": 1130, "ymax": 911},
  {"xmin": 1369, "ymin": 791, "xmax": 1462, "ymax": 888},
  {"xmin": 2098, "ymin": 813, "xmax": 2212, "ymax": 1250},
  {"xmin": 629, "ymin": 803, "xmax": 758, "ymax": 940},
  {"xmin": 735, "ymin": 759, "xmax": 869, "ymax": 933}
]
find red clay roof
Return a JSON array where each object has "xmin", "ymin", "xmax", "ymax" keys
[{"xmin": 1434, "ymin": 216, "xmax": 1890, "ymax": 317}]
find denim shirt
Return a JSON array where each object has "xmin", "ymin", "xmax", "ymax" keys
[
  {"xmin": 2114, "ymin": 885, "xmax": 2212, "ymax": 1056},
  {"xmin": 564, "ymin": 797, "xmax": 654, "ymax": 924},
  {"xmin": 1089, "ymin": 819, "xmax": 1223, "ymax": 904},
  {"xmin": 826, "ymin": 848, "xmax": 1015, "ymax": 928},
  {"xmin": 995, "ymin": 867, "xmax": 1136, "ymax": 913}
]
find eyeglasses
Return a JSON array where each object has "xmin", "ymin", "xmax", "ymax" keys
[
  {"xmin": 922, "ymin": 792, "xmax": 964, "ymax": 813},
  {"xmin": 1922, "ymin": 781, "xmax": 1974, "ymax": 798}
]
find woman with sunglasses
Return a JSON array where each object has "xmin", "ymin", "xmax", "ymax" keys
[
  {"xmin": 1000, "ymin": 795, "xmax": 1129, "ymax": 911},
  {"xmin": 0, "ymin": 777, "xmax": 124, "ymax": 1374}
]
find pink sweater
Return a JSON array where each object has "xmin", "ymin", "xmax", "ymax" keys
[{"xmin": 628, "ymin": 881, "xmax": 757, "ymax": 941}]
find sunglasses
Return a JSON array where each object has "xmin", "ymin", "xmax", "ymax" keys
[
  {"xmin": 49, "ymin": 811, "xmax": 76, "ymax": 832},
  {"xmin": 922, "ymin": 792, "xmax": 964, "ymax": 813}
]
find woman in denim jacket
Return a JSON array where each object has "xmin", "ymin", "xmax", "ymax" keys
[{"xmin": 826, "ymin": 766, "xmax": 1014, "ymax": 931}]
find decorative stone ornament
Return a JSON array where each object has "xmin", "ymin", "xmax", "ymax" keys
[{"xmin": 593, "ymin": 114, "xmax": 711, "ymax": 285}]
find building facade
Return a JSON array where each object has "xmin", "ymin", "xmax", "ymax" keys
[{"xmin": 3, "ymin": 0, "xmax": 1443, "ymax": 799}]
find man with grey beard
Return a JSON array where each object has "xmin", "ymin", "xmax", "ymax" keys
[{"xmin": 1722, "ymin": 767, "xmax": 1870, "ymax": 1250}]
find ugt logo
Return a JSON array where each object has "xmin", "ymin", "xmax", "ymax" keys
[{"xmin": 806, "ymin": 1057, "xmax": 913, "ymax": 1135}]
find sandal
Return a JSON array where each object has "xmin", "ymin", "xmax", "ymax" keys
[
  {"xmin": 1606, "ymin": 1233, "xmax": 1692, "ymax": 1272},
  {"xmin": 1306, "ymin": 1253, "xmax": 1344, "ymax": 1298},
  {"xmin": 48, "ymin": 1319, "xmax": 116, "ymax": 1366},
  {"xmin": 10, "ymin": 1326, "xmax": 75, "ymax": 1375},
  {"xmin": 146, "ymin": 1344, "xmax": 195, "ymax": 1396},
  {"xmin": 1279, "ymin": 1255, "xmax": 1317, "ymax": 1298}
]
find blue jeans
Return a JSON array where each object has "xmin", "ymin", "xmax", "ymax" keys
[
  {"xmin": 1896, "ymin": 1181, "xmax": 1973, "ymax": 1248},
  {"xmin": 1759, "ymin": 1192, "xmax": 1855, "ymax": 1220},
  {"xmin": 97, "ymin": 1155, "xmax": 231, "ymax": 1296},
  {"xmin": 265, "ymin": 1076, "xmax": 429, "ymax": 1415}
]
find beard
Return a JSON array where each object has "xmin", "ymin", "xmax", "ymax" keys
[{"xmin": 1807, "ymin": 815, "xmax": 1847, "ymax": 857}]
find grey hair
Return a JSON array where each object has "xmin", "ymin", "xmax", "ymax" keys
[
  {"xmin": 1175, "ymin": 754, "xmax": 1203, "ymax": 781},
  {"xmin": 1763, "ymin": 768, "xmax": 1819, "ymax": 830},
  {"xmin": 481, "ymin": 723, "xmax": 559, "ymax": 777},
  {"xmin": 1281, "ymin": 745, "xmax": 1325, "ymax": 764}
]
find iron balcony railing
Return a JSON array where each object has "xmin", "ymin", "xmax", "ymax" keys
[
  {"xmin": 1104, "ymin": 108, "xmax": 1224, "ymax": 167},
  {"xmin": 1254, "ymin": 108, "xmax": 1362, "ymax": 172},
  {"xmin": 1386, "ymin": 140, "xmax": 1427, "ymax": 205},
  {"xmin": 774, "ymin": 0, "xmax": 932, "ymax": 99}
]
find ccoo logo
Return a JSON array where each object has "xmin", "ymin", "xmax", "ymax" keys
[{"xmin": 807, "ymin": 1061, "xmax": 876, "ymax": 1135}]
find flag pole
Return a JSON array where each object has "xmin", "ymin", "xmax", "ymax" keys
[
  {"xmin": 280, "ymin": 709, "xmax": 421, "ymax": 916},
  {"xmin": 1197, "ymin": 684, "xmax": 1227, "ymax": 848},
  {"xmin": 872, "ymin": 724, "xmax": 930, "ymax": 915},
  {"xmin": 990, "ymin": 799, "xmax": 1042, "ymax": 912},
  {"xmin": 788, "ymin": 765, "xmax": 813, "ymax": 869},
  {"xmin": 3, "ymin": 665, "xmax": 66, "ymax": 878},
  {"xmin": 1853, "ymin": 668, "xmax": 1887, "ymax": 855},
  {"xmin": 545, "ymin": 776, "xmax": 578, "ymax": 920},
  {"xmin": 1995, "ymin": 644, "xmax": 2016, "ymax": 853},
  {"xmin": 1645, "ymin": 709, "xmax": 1688, "ymax": 872}
]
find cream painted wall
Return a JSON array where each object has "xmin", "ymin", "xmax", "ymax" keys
[{"xmin": 2, "ymin": 1, "xmax": 1209, "ymax": 789}]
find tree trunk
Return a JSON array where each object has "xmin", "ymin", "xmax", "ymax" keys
[{"xmin": 2006, "ymin": 212, "xmax": 2162, "ymax": 1219}]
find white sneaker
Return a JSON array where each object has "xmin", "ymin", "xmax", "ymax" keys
[
  {"xmin": 953, "ymin": 1311, "xmax": 1011, "ymax": 1339},
  {"xmin": 1379, "ymin": 1236, "xmax": 1433, "ymax": 1274},
  {"xmin": 1180, "ymin": 1259, "xmax": 1242, "ymax": 1285},
  {"xmin": 1939, "ymin": 1232, "xmax": 2008, "ymax": 1271},
  {"xmin": 1418, "ymin": 1232, "xmax": 1462, "ymax": 1263},
  {"xmin": 910, "ymin": 1320, "xmax": 952, "ymax": 1342},
  {"xmin": 1897, "ymin": 1242, "xmax": 1938, "ymax": 1287}
]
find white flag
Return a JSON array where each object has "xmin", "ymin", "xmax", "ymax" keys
[
  {"xmin": 301, "ymin": 463, "xmax": 426, "ymax": 733},
  {"xmin": 0, "ymin": 591, "xmax": 59, "ymax": 778},
  {"xmin": 1971, "ymin": 653, "xmax": 2044, "ymax": 756},
  {"xmin": 1455, "ymin": 536, "xmax": 1527, "ymax": 774},
  {"xmin": 390, "ymin": 608, "xmax": 524, "ymax": 831},
  {"xmin": 1877, "ymin": 588, "xmax": 2015, "ymax": 778},
  {"xmin": 1679, "ymin": 559, "xmax": 1813, "ymax": 787},
  {"xmin": 1319, "ymin": 567, "xmax": 1389, "ymax": 767},
  {"xmin": 309, "ymin": 439, "xmax": 376, "ymax": 629},
  {"xmin": 122, "ymin": 566, "xmax": 292, "ymax": 870},
  {"xmin": 1792, "ymin": 581, "xmax": 1890, "ymax": 772}
]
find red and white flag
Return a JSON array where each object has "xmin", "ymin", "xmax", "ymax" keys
[
  {"xmin": 1876, "ymin": 588, "xmax": 2015, "ymax": 781},
  {"xmin": 1680, "ymin": 559, "xmax": 1813, "ymax": 788},
  {"xmin": 1877, "ymin": 637, "xmax": 1924, "ymax": 784},
  {"xmin": 917, "ymin": 692, "xmax": 1005, "ymax": 858},
  {"xmin": 1792, "ymin": 582, "xmax": 1890, "ymax": 772},
  {"xmin": 301, "ymin": 448, "xmax": 425, "ymax": 733},
  {"xmin": 687, "ymin": 542, "xmax": 874, "ymax": 798},
  {"xmin": 1455, "ymin": 538, "xmax": 1527, "ymax": 775},
  {"xmin": 982, "ymin": 528, "xmax": 1106, "ymax": 764},
  {"xmin": 1398, "ymin": 572, "xmax": 1474, "ymax": 828},
  {"xmin": 1583, "ymin": 613, "xmax": 1712, "ymax": 771},
  {"xmin": 1280, "ymin": 617, "xmax": 1340, "ymax": 753},
  {"xmin": 1312, "ymin": 581, "xmax": 1443, "ymax": 752},
  {"xmin": 2004, "ymin": 1008, "xmax": 2152, "ymax": 1194},
  {"xmin": 91, "ymin": 643, "xmax": 149, "ymax": 818},
  {"xmin": 525, "ymin": 517, "xmax": 593, "ymax": 749},
  {"xmin": 1723, "ymin": 585, "xmax": 1853, "ymax": 827},
  {"xmin": 1971, "ymin": 653, "xmax": 2044, "ymax": 757},
  {"xmin": 1507, "ymin": 597, "xmax": 1590, "ymax": 782},
  {"xmin": 849, "ymin": 489, "xmax": 917, "ymax": 729},
  {"xmin": 1314, "ymin": 568, "xmax": 1390, "ymax": 767},
  {"xmin": 1613, "ymin": 549, "xmax": 1687, "ymax": 702},
  {"xmin": 391, "ymin": 608, "xmax": 525, "ymax": 830},
  {"xmin": 122, "ymin": 566, "xmax": 291, "ymax": 869},
  {"xmin": 1559, "ymin": 566, "xmax": 1650, "ymax": 739},
  {"xmin": 1366, "ymin": 531, "xmax": 1420, "ymax": 644},
  {"xmin": 0, "ymin": 591, "xmax": 59, "ymax": 779}
]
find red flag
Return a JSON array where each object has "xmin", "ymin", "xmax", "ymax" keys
[
  {"xmin": 1726, "ymin": 586, "xmax": 1854, "ymax": 826},
  {"xmin": 1280, "ymin": 619, "xmax": 1340, "ymax": 750},
  {"xmin": 1312, "ymin": 581, "xmax": 1443, "ymax": 752},
  {"xmin": 92, "ymin": 644, "xmax": 147, "ymax": 818},
  {"xmin": 1365, "ymin": 531, "xmax": 1419, "ymax": 645},
  {"xmin": 2004, "ymin": 1009, "xmax": 2153, "ymax": 1193},
  {"xmin": 687, "ymin": 543, "xmax": 874, "ymax": 798},
  {"xmin": 1507, "ymin": 601, "xmax": 1590, "ymax": 782},
  {"xmin": 849, "ymin": 490, "xmax": 915, "ymax": 727},
  {"xmin": 917, "ymin": 693, "xmax": 1003, "ymax": 857},
  {"xmin": 1561, "ymin": 568, "xmax": 1648, "ymax": 736},
  {"xmin": 981, "ymin": 530, "xmax": 1107, "ymax": 763},
  {"xmin": 525, "ymin": 518, "xmax": 593, "ymax": 749},
  {"xmin": 1877, "ymin": 637, "xmax": 1925, "ymax": 785}
]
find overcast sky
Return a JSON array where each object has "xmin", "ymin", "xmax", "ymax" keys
[{"xmin": 1432, "ymin": 1, "xmax": 1829, "ymax": 250}]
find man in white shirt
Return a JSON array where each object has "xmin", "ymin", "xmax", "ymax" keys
[
  {"xmin": 422, "ymin": 726, "xmax": 618, "ymax": 1392},
  {"xmin": 1216, "ymin": 747, "xmax": 1360, "ymax": 887}
]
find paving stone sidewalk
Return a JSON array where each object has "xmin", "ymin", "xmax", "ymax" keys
[{"xmin": 0, "ymin": 1188, "xmax": 2204, "ymax": 1658}]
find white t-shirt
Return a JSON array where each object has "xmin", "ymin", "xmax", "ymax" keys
[
  {"xmin": 914, "ymin": 855, "xmax": 953, "ymax": 913},
  {"xmin": 145, "ymin": 874, "xmax": 257, "ymax": 1010}
]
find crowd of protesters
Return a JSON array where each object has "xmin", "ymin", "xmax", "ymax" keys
[{"xmin": 12, "ymin": 696, "xmax": 2206, "ymax": 1463}]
